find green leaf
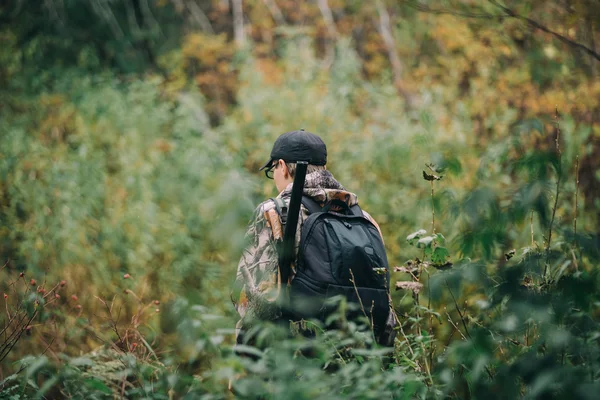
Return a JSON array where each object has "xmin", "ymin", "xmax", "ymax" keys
[
  {"xmin": 233, "ymin": 345, "xmax": 264, "ymax": 359},
  {"xmin": 406, "ymin": 229, "xmax": 427, "ymax": 245},
  {"xmin": 431, "ymin": 247, "xmax": 450, "ymax": 264},
  {"xmin": 26, "ymin": 356, "xmax": 48, "ymax": 379},
  {"xmin": 69, "ymin": 357, "xmax": 93, "ymax": 368},
  {"xmin": 84, "ymin": 377, "xmax": 112, "ymax": 394},
  {"xmin": 351, "ymin": 347, "xmax": 394, "ymax": 357},
  {"xmin": 0, "ymin": 373, "xmax": 18, "ymax": 387},
  {"xmin": 435, "ymin": 233, "xmax": 446, "ymax": 244},
  {"xmin": 424, "ymin": 246, "xmax": 433, "ymax": 257},
  {"xmin": 37, "ymin": 376, "xmax": 59, "ymax": 398}
]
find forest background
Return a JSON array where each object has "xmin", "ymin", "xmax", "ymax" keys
[{"xmin": 1, "ymin": 0, "xmax": 599, "ymax": 398}]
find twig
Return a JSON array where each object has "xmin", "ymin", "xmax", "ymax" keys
[
  {"xmin": 392, "ymin": 308, "xmax": 415, "ymax": 358},
  {"xmin": 445, "ymin": 308, "xmax": 467, "ymax": 341},
  {"xmin": 445, "ymin": 280, "xmax": 470, "ymax": 339},
  {"xmin": 303, "ymin": 320, "xmax": 347, "ymax": 365},
  {"xmin": 95, "ymin": 296, "xmax": 125, "ymax": 347},
  {"xmin": 349, "ymin": 269, "xmax": 375, "ymax": 337},
  {"xmin": 0, "ymin": 311, "xmax": 37, "ymax": 362},
  {"xmin": 38, "ymin": 335, "xmax": 58, "ymax": 362},
  {"xmin": 470, "ymin": 318, "xmax": 523, "ymax": 346}
]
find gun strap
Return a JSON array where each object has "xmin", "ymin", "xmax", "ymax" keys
[{"xmin": 278, "ymin": 161, "xmax": 308, "ymax": 295}]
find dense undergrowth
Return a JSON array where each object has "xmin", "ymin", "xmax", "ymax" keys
[{"xmin": 1, "ymin": 36, "xmax": 599, "ymax": 398}]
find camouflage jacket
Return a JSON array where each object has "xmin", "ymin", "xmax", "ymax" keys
[{"xmin": 232, "ymin": 170, "xmax": 397, "ymax": 345}]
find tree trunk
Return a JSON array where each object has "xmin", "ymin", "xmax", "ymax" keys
[
  {"xmin": 374, "ymin": 0, "xmax": 415, "ymax": 110},
  {"xmin": 232, "ymin": 0, "xmax": 245, "ymax": 47},
  {"xmin": 263, "ymin": 0, "xmax": 285, "ymax": 26},
  {"xmin": 317, "ymin": 0, "xmax": 338, "ymax": 69}
]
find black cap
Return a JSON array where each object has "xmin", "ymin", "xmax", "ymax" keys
[{"xmin": 259, "ymin": 129, "xmax": 327, "ymax": 171}]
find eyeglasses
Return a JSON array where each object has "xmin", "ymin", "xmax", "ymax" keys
[{"xmin": 265, "ymin": 164, "xmax": 276, "ymax": 179}]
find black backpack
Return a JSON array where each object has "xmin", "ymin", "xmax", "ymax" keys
[{"xmin": 276, "ymin": 196, "xmax": 391, "ymax": 338}]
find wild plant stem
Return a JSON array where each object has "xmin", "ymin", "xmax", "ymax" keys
[
  {"xmin": 395, "ymin": 311, "xmax": 415, "ymax": 358},
  {"xmin": 530, "ymin": 209, "xmax": 534, "ymax": 247},
  {"xmin": 445, "ymin": 280, "xmax": 470, "ymax": 339},
  {"xmin": 419, "ymin": 340, "xmax": 434, "ymax": 386},
  {"xmin": 574, "ymin": 155, "xmax": 579, "ymax": 248},
  {"xmin": 349, "ymin": 269, "xmax": 377, "ymax": 345},
  {"xmin": 431, "ymin": 180, "xmax": 435, "ymax": 234},
  {"xmin": 544, "ymin": 107, "xmax": 562, "ymax": 279},
  {"xmin": 427, "ymin": 270, "xmax": 433, "ymax": 368}
]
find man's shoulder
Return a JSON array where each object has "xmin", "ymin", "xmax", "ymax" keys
[
  {"xmin": 255, "ymin": 198, "xmax": 279, "ymax": 214},
  {"xmin": 251, "ymin": 198, "xmax": 290, "ymax": 223}
]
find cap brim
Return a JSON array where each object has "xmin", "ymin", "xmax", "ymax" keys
[{"xmin": 258, "ymin": 158, "xmax": 274, "ymax": 171}]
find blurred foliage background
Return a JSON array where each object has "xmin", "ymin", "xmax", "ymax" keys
[{"xmin": 1, "ymin": 0, "xmax": 599, "ymax": 398}]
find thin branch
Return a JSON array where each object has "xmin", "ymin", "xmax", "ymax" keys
[
  {"xmin": 396, "ymin": 313, "xmax": 415, "ymax": 358},
  {"xmin": 445, "ymin": 308, "xmax": 467, "ymax": 341},
  {"xmin": 487, "ymin": 0, "xmax": 600, "ymax": 62},
  {"xmin": 0, "ymin": 311, "xmax": 37, "ymax": 362},
  {"xmin": 445, "ymin": 280, "xmax": 470, "ymax": 339},
  {"xmin": 406, "ymin": 0, "xmax": 600, "ymax": 62},
  {"xmin": 405, "ymin": 1, "xmax": 498, "ymax": 19}
]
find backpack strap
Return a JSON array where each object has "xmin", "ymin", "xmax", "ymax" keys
[
  {"xmin": 270, "ymin": 197, "xmax": 288, "ymax": 227},
  {"xmin": 301, "ymin": 196, "xmax": 323, "ymax": 214},
  {"xmin": 350, "ymin": 203, "xmax": 363, "ymax": 217},
  {"xmin": 270, "ymin": 195, "xmax": 322, "ymax": 231},
  {"xmin": 272, "ymin": 196, "xmax": 362, "ymax": 226}
]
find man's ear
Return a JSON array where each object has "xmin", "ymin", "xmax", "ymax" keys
[{"xmin": 279, "ymin": 159, "xmax": 290, "ymax": 178}]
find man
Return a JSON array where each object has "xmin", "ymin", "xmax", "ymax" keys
[{"xmin": 232, "ymin": 129, "xmax": 396, "ymax": 346}]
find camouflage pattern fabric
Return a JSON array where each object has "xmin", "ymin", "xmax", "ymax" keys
[{"xmin": 232, "ymin": 170, "xmax": 397, "ymax": 344}]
